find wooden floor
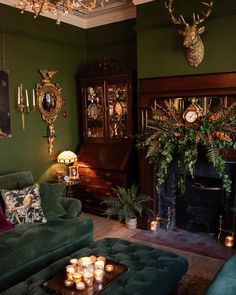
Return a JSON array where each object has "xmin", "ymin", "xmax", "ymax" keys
[{"xmin": 82, "ymin": 212, "xmax": 225, "ymax": 282}]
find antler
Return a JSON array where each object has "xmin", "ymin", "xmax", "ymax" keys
[
  {"xmin": 193, "ymin": 1, "xmax": 213, "ymax": 25},
  {"xmin": 165, "ymin": 0, "xmax": 213, "ymax": 26},
  {"xmin": 165, "ymin": 0, "xmax": 189, "ymax": 26}
]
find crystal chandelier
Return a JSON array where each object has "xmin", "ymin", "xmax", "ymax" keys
[{"xmin": 15, "ymin": 0, "xmax": 108, "ymax": 24}]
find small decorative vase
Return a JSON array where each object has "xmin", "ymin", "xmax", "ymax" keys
[{"xmin": 126, "ymin": 217, "xmax": 137, "ymax": 230}]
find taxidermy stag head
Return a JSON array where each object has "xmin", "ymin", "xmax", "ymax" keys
[{"xmin": 165, "ymin": 0, "xmax": 213, "ymax": 67}]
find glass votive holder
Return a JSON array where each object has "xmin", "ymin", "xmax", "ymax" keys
[
  {"xmin": 83, "ymin": 272, "xmax": 94, "ymax": 287},
  {"xmin": 75, "ymin": 281, "xmax": 86, "ymax": 290},
  {"xmin": 94, "ymin": 269, "xmax": 104, "ymax": 283},
  {"xmin": 72, "ymin": 272, "xmax": 83, "ymax": 284},
  {"xmin": 66, "ymin": 265, "xmax": 75, "ymax": 280},
  {"xmin": 225, "ymin": 236, "xmax": 234, "ymax": 248},
  {"xmin": 78, "ymin": 257, "xmax": 94, "ymax": 274},
  {"xmin": 105, "ymin": 264, "xmax": 114, "ymax": 272},
  {"xmin": 95, "ymin": 260, "xmax": 105, "ymax": 270},
  {"xmin": 64, "ymin": 279, "xmax": 73, "ymax": 287}
]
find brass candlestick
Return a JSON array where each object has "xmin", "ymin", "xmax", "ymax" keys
[
  {"xmin": 218, "ymin": 215, "xmax": 234, "ymax": 242},
  {"xmin": 151, "ymin": 207, "xmax": 171, "ymax": 231},
  {"xmin": 17, "ymin": 83, "xmax": 35, "ymax": 130}
]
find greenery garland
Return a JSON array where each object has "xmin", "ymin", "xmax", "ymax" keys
[{"xmin": 137, "ymin": 100, "xmax": 236, "ymax": 195}]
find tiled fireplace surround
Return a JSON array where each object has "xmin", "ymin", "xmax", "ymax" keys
[{"xmin": 138, "ymin": 71, "xmax": 236, "ymax": 233}]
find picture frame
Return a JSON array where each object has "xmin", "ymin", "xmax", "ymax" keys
[{"xmin": 69, "ymin": 166, "xmax": 79, "ymax": 180}]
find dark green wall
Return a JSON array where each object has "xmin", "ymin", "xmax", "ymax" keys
[
  {"xmin": 136, "ymin": 0, "xmax": 236, "ymax": 78},
  {"xmin": 86, "ymin": 19, "xmax": 137, "ymax": 71},
  {"xmin": 0, "ymin": 4, "xmax": 87, "ymax": 181},
  {"xmin": 0, "ymin": 5, "xmax": 137, "ymax": 182}
]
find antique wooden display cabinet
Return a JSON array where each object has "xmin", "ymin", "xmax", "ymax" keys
[{"xmin": 75, "ymin": 58, "xmax": 135, "ymax": 214}]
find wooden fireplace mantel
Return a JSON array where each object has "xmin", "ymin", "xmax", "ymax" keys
[
  {"xmin": 138, "ymin": 71, "xmax": 236, "ymax": 230},
  {"xmin": 139, "ymin": 71, "xmax": 236, "ymax": 108}
]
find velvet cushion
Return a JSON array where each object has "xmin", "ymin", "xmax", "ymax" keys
[
  {"xmin": 0, "ymin": 171, "xmax": 34, "ymax": 191},
  {"xmin": 1, "ymin": 183, "xmax": 47, "ymax": 225},
  {"xmin": 0, "ymin": 203, "xmax": 14, "ymax": 232},
  {"xmin": 39, "ymin": 183, "xmax": 66, "ymax": 220}
]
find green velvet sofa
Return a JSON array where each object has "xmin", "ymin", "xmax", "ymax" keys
[
  {"xmin": 205, "ymin": 254, "xmax": 236, "ymax": 295},
  {"xmin": 0, "ymin": 171, "xmax": 94, "ymax": 292}
]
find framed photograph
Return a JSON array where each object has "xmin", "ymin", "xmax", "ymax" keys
[{"xmin": 69, "ymin": 166, "xmax": 79, "ymax": 180}]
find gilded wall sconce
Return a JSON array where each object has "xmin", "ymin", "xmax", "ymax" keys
[
  {"xmin": 17, "ymin": 83, "xmax": 35, "ymax": 130},
  {"xmin": 35, "ymin": 69, "xmax": 63, "ymax": 155}
]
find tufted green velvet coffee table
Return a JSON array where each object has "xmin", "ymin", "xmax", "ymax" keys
[{"xmin": 1, "ymin": 238, "xmax": 188, "ymax": 295}]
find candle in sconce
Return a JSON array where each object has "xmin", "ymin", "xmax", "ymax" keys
[
  {"xmin": 32, "ymin": 89, "xmax": 36, "ymax": 107},
  {"xmin": 25, "ymin": 89, "xmax": 29, "ymax": 107},
  {"xmin": 17, "ymin": 86, "xmax": 20, "ymax": 105},
  {"xmin": 225, "ymin": 236, "xmax": 234, "ymax": 248}
]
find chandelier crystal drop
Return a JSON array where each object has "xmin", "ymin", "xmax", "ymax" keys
[{"xmin": 14, "ymin": 0, "xmax": 108, "ymax": 24}]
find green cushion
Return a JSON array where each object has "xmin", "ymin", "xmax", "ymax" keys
[
  {"xmin": 39, "ymin": 183, "xmax": 66, "ymax": 220},
  {"xmin": 60, "ymin": 197, "xmax": 82, "ymax": 218},
  {"xmin": 1, "ymin": 238, "xmax": 188, "ymax": 295}
]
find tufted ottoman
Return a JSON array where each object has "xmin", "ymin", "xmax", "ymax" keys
[{"xmin": 1, "ymin": 238, "xmax": 188, "ymax": 295}]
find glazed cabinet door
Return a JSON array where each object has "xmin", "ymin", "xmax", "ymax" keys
[
  {"xmin": 82, "ymin": 81, "xmax": 105, "ymax": 142},
  {"xmin": 106, "ymin": 80, "xmax": 131, "ymax": 141}
]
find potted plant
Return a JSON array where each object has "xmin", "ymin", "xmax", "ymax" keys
[{"xmin": 102, "ymin": 184, "xmax": 153, "ymax": 229}]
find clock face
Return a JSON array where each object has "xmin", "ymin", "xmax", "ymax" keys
[{"xmin": 185, "ymin": 111, "xmax": 198, "ymax": 123}]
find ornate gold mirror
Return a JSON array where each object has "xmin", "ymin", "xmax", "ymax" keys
[{"xmin": 36, "ymin": 69, "xmax": 63, "ymax": 155}]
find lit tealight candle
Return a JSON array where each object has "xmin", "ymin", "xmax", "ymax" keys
[
  {"xmin": 66, "ymin": 265, "xmax": 75, "ymax": 280},
  {"xmin": 95, "ymin": 260, "xmax": 105, "ymax": 270},
  {"xmin": 70, "ymin": 258, "xmax": 78, "ymax": 265},
  {"xmin": 64, "ymin": 279, "xmax": 73, "ymax": 287},
  {"xmin": 90, "ymin": 255, "xmax": 97, "ymax": 263},
  {"xmin": 72, "ymin": 272, "xmax": 82, "ymax": 284},
  {"xmin": 94, "ymin": 269, "xmax": 104, "ymax": 283},
  {"xmin": 150, "ymin": 220, "xmax": 158, "ymax": 231},
  {"xmin": 225, "ymin": 236, "xmax": 234, "ymax": 248},
  {"xmin": 105, "ymin": 264, "xmax": 114, "ymax": 272},
  {"xmin": 83, "ymin": 272, "xmax": 94, "ymax": 287},
  {"xmin": 76, "ymin": 281, "xmax": 86, "ymax": 290}
]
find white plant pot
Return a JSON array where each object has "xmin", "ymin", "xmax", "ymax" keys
[{"xmin": 125, "ymin": 217, "xmax": 137, "ymax": 230}]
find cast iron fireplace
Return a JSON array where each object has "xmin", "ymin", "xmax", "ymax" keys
[{"xmin": 158, "ymin": 161, "xmax": 227, "ymax": 233}]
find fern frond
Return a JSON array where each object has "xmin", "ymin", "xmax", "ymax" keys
[{"xmin": 206, "ymin": 143, "xmax": 220, "ymax": 166}]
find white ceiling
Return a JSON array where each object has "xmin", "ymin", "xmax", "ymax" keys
[{"xmin": 0, "ymin": 0, "xmax": 151, "ymax": 29}]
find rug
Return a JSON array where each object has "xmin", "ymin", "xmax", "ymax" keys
[
  {"xmin": 177, "ymin": 275, "xmax": 211, "ymax": 295},
  {"xmin": 132, "ymin": 228, "xmax": 236, "ymax": 260}
]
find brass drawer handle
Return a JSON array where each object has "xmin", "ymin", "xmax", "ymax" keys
[
  {"xmin": 85, "ymin": 178, "xmax": 91, "ymax": 183},
  {"xmin": 105, "ymin": 172, "xmax": 111, "ymax": 178},
  {"xmin": 106, "ymin": 181, "xmax": 112, "ymax": 186}
]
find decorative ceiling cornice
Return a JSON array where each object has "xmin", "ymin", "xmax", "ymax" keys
[{"xmin": 0, "ymin": 0, "xmax": 136, "ymax": 29}]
